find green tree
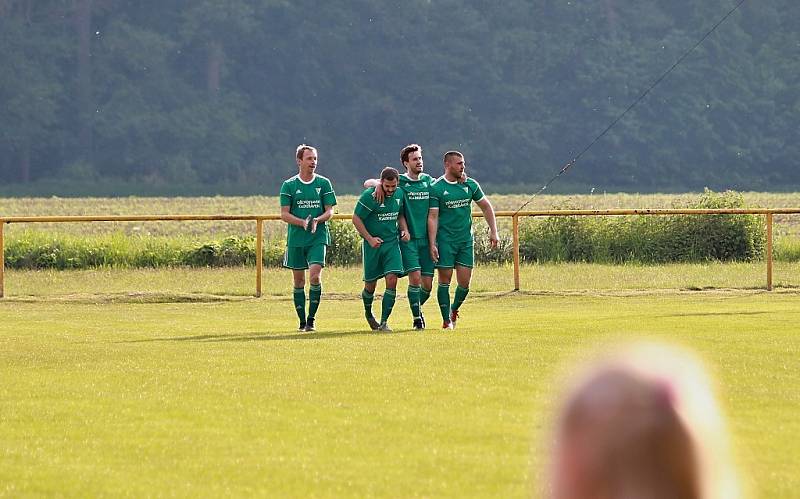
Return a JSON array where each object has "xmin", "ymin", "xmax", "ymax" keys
[{"xmin": 0, "ymin": 1, "xmax": 67, "ymax": 182}]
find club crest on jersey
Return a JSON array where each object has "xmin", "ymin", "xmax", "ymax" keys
[
  {"xmin": 315, "ymin": 187, "xmax": 321, "ymax": 195},
  {"xmin": 463, "ymin": 186, "xmax": 469, "ymax": 193},
  {"xmin": 395, "ymin": 199, "xmax": 401, "ymax": 205}
]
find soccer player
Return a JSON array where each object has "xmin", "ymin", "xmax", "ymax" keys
[
  {"xmin": 353, "ymin": 167, "xmax": 411, "ymax": 332},
  {"xmin": 279, "ymin": 145, "xmax": 337, "ymax": 332},
  {"xmin": 428, "ymin": 150, "xmax": 498, "ymax": 329},
  {"xmin": 365, "ymin": 144, "xmax": 438, "ymax": 330}
]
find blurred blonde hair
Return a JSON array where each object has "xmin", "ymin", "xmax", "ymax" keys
[{"xmin": 548, "ymin": 343, "xmax": 740, "ymax": 499}]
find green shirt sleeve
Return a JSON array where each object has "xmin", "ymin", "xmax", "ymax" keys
[
  {"xmin": 471, "ymin": 179, "xmax": 485, "ymax": 202},
  {"xmin": 279, "ymin": 179, "xmax": 293, "ymax": 207},
  {"xmin": 429, "ymin": 182, "xmax": 441, "ymax": 209},
  {"xmin": 321, "ymin": 178, "xmax": 337, "ymax": 207},
  {"xmin": 354, "ymin": 188, "xmax": 375, "ymax": 220}
]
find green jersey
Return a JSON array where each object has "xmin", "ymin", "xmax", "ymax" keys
[
  {"xmin": 354, "ymin": 187, "xmax": 405, "ymax": 243},
  {"xmin": 398, "ymin": 172, "xmax": 433, "ymax": 240},
  {"xmin": 280, "ymin": 174, "xmax": 337, "ymax": 247},
  {"xmin": 429, "ymin": 176, "xmax": 485, "ymax": 244}
]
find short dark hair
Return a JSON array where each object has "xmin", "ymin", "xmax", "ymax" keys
[
  {"xmin": 400, "ymin": 144, "xmax": 422, "ymax": 164},
  {"xmin": 380, "ymin": 166, "xmax": 399, "ymax": 181},
  {"xmin": 443, "ymin": 150, "xmax": 464, "ymax": 162},
  {"xmin": 296, "ymin": 144, "xmax": 317, "ymax": 160}
]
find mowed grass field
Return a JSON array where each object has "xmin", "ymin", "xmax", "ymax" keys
[{"xmin": 1, "ymin": 266, "xmax": 799, "ymax": 497}]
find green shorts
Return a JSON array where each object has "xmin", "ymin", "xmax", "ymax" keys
[
  {"xmin": 362, "ymin": 240, "xmax": 403, "ymax": 282},
  {"xmin": 400, "ymin": 238, "xmax": 435, "ymax": 277},
  {"xmin": 283, "ymin": 243, "xmax": 327, "ymax": 270},
  {"xmin": 434, "ymin": 239, "xmax": 474, "ymax": 269}
]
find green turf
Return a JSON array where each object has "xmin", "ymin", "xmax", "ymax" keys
[
  {"xmin": 3, "ymin": 261, "xmax": 800, "ymax": 299},
  {"xmin": 1, "ymin": 269, "xmax": 799, "ymax": 497}
]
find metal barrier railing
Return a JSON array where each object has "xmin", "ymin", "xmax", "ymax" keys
[{"xmin": 2, "ymin": 208, "xmax": 799, "ymax": 298}]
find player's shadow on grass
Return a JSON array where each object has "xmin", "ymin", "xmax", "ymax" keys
[{"xmin": 122, "ymin": 329, "xmax": 395, "ymax": 343}]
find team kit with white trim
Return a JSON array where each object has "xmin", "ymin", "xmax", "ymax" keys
[{"xmin": 281, "ymin": 148, "xmax": 495, "ymax": 332}]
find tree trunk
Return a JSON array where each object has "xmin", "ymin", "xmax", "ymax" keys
[
  {"xmin": 207, "ymin": 40, "xmax": 223, "ymax": 97},
  {"xmin": 604, "ymin": 0, "xmax": 617, "ymax": 34},
  {"xmin": 75, "ymin": 0, "xmax": 93, "ymax": 162},
  {"xmin": 19, "ymin": 141, "xmax": 31, "ymax": 183}
]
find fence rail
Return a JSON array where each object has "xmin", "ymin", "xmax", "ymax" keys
[{"xmin": 2, "ymin": 208, "xmax": 800, "ymax": 298}]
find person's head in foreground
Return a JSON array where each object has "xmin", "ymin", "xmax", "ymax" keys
[{"xmin": 548, "ymin": 343, "xmax": 741, "ymax": 499}]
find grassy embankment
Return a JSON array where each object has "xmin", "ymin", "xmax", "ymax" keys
[
  {"xmin": 2, "ymin": 193, "xmax": 799, "ymax": 267},
  {"xmin": 3, "ymin": 191, "xmax": 800, "ymax": 235}
]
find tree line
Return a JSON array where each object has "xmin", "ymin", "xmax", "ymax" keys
[{"xmin": 1, "ymin": 0, "xmax": 798, "ymax": 195}]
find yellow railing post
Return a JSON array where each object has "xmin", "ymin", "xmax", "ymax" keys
[
  {"xmin": 0, "ymin": 220, "xmax": 4, "ymax": 299},
  {"xmin": 256, "ymin": 218, "xmax": 263, "ymax": 297},
  {"xmin": 513, "ymin": 214, "xmax": 520, "ymax": 291},
  {"xmin": 766, "ymin": 213, "xmax": 773, "ymax": 291}
]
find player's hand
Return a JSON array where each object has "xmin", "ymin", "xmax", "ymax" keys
[
  {"xmin": 430, "ymin": 245, "xmax": 439, "ymax": 263},
  {"xmin": 310, "ymin": 217, "xmax": 319, "ymax": 234},
  {"xmin": 372, "ymin": 186, "xmax": 386, "ymax": 203},
  {"xmin": 369, "ymin": 236, "xmax": 383, "ymax": 249},
  {"xmin": 489, "ymin": 231, "xmax": 499, "ymax": 249},
  {"xmin": 400, "ymin": 230, "xmax": 411, "ymax": 242},
  {"xmin": 303, "ymin": 215, "xmax": 312, "ymax": 231}
]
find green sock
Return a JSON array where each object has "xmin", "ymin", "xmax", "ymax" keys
[
  {"xmin": 437, "ymin": 283, "xmax": 451, "ymax": 322},
  {"xmin": 362, "ymin": 289, "xmax": 375, "ymax": 318},
  {"xmin": 419, "ymin": 286, "xmax": 431, "ymax": 307},
  {"xmin": 380, "ymin": 289, "xmax": 397, "ymax": 323},
  {"xmin": 293, "ymin": 287, "xmax": 306, "ymax": 324},
  {"xmin": 308, "ymin": 284, "xmax": 322, "ymax": 319},
  {"xmin": 452, "ymin": 285, "xmax": 469, "ymax": 312},
  {"xmin": 408, "ymin": 285, "xmax": 421, "ymax": 319}
]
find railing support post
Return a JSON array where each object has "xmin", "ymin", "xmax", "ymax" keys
[
  {"xmin": 0, "ymin": 220, "xmax": 5, "ymax": 299},
  {"xmin": 256, "ymin": 218, "xmax": 263, "ymax": 297},
  {"xmin": 766, "ymin": 213, "xmax": 773, "ymax": 291},
  {"xmin": 513, "ymin": 214, "xmax": 520, "ymax": 291}
]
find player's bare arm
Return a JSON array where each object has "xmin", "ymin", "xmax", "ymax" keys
[
  {"xmin": 310, "ymin": 204, "xmax": 335, "ymax": 234},
  {"xmin": 281, "ymin": 205, "xmax": 310, "ymax": 230},
  {"xmin": 399, "ymin": 214, "xmax": 411, "ymax": 242},
  {"xmin": 427, "ymin": 207, "xmax": 440, "ymax": 262},
  {"xmin": 364, "ymin": 178, "xmax": 386, "ymax": 203},
  {"xmin": 476, "ymin": 197, "xmax": 499, "ymax": 248},
  {"xmin": 352, "ymin": 213, "xmax": 383, "ymax": 248}
]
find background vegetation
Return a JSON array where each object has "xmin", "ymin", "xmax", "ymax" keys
[
  {"xmin": 4, "ymin": 190, "xmax": 798, "ymax": 269},
  {"xmin": 1, "ymin": 0, "xmax": 798, "ymax": 195}
]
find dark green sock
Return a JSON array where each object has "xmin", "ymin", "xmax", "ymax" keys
[
  {"xmin": 293, "ymin": 287, "xmax": 306, "ymax": 324},
  {"xmin": 452, "ymin": 285, "xmax": 469, "ymax": 312},
  {"xmin": 362, "ymin": 289, "xmax": 375, "ymax": 318},
  {"xmin": 380, "ymin": 289, "xmax": 397, "ymax": 323},
  {"xmin": 308, "ymin": 284, "xmax": 322, "ymax": 319},
  {"xmin": 437, "ymin": 283, "xmax": 451, "ymax": 322},
  {"xmin": 419, "ymin": 286, "xmax": 431, "ymax": 307},
  {"xmin": 408, "ymin": 285, "xmax": 421, "ymax": 319}
]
